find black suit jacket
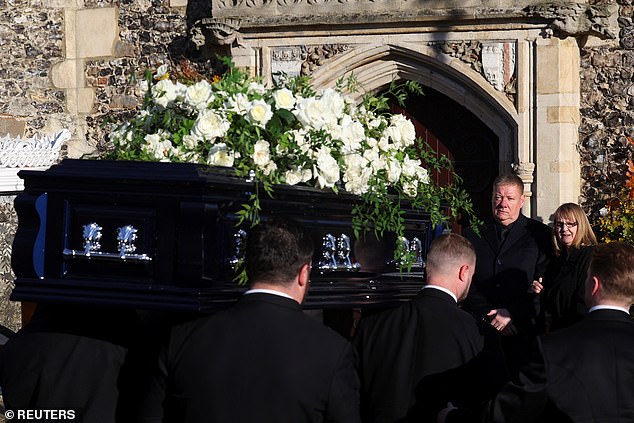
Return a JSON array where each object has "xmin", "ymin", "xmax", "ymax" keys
[
  {"xmin": 354, "ymin": 288, "xmax": 506, "ymax": 423},
  {"xmin": 483, "ymin": 309, "xmax": 634, "ymax": 423},
  {"xmin": 0, "ymin": 306, "xmax": 135, "ymax": 423},
  {"xmin": 542, "ymin": 246, "xmax": 593, "ymax": 331},
  {"xmin": 464, "ymin": 214, "xmax": 552, "ymax": 326},
  {"xmin": 138, "ymin": 292, "xmax": 360, "ymax": 423}
]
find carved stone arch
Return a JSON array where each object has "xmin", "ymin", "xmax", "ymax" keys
[
  {"xmin": 310, "ymin": 43, "xmax": 518, "ymax": 169},
  {"xmin": 310, "ymin": 43, "xmax": 526, "ymax": 212}
]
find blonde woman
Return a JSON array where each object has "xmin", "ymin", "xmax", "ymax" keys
[{"xmin": 530, "ymin": 203, "xmax": 598, "ymax": 332}]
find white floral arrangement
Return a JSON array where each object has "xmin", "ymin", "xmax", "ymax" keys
[{"xmin": 107, "ymin": 60, "xmax": 478, "ymax": 269}]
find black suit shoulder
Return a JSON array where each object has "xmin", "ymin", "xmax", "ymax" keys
[
  {"xmin": 356, "ymin": 289, "xmax": 482, "ymax": 351},
  {"xmin": 152, "ymin": 293, "xmax": 360, "ymax": 423}
]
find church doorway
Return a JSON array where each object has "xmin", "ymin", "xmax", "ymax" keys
[{"xmin": 390, "ymin": 85, "xmax": 499, "ymax": 223}]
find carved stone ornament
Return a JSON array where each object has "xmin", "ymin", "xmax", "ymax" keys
[
  {"xmin": 300, "ymin": 44, "xmax": 351, "ymax": 76},
  {"xmin": 271, "ymin": 47, "xmax": 305, "ymax": 79},
  {"xmin": 512, "ymin": 162, "xmax": 536, "ymax": 185},
  {"xmin": 429, "ymin": 41, "xmax": 517, "ymax": 105},
  {"xmin": 191, "ymin": 18, "xmax": 243, "ymax": 46},
  {"xmin": 525, "ymin": 2, "xmax": 617, "ymax": 40},
  {"xmin": 482, "ymin": 42, "xmax": 516, "ymax": 95}
]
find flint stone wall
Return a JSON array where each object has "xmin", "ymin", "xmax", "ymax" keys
[{"xmin": 580, "ymin": 0, "xmax": 634, "ymax": 217}]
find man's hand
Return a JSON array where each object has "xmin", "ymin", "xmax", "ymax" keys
[
  {"xmin": 437, "ymin": 402, "xmax": 457, "ymax": 423},
  {"xmin": 488, "ymin": 308, "xmax": 517, "ymax": 336},
  {"xmin": 528, "ymin": 277, "xmax": 543, "ymax": 294}
]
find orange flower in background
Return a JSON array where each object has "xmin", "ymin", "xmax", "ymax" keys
[{"xmin": 627, "ymin": 158, "xmax": 634, "ymax": 199}]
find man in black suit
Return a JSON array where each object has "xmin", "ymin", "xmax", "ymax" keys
[
  {"xmin": 138, "ymin": 219, "xmax": 361, "ymax": 423},
  {"xmin": 463, "ymin": 173, "xmax": 552, "ymax": 376},
  {"xmin": 354, "ymin": 233, "xmax": 506, "ymax": 423},
  {"xmin": 441, "ymin": 241, "xmax": 634, "ymax": 422},
  {"xmin": 0, "ymin": 305, "xmax": 138, "ymax": 423}
]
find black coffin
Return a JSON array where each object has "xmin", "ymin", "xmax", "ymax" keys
[{"xmin": 11, "ymin": 159, "xmax": 435, "ymax": 313}]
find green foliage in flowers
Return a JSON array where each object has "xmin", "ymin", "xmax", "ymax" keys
[{"xmin": 106, "ymin": 59, "xmax": 481, "ymax": 281}]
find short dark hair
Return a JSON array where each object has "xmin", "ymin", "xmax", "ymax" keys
[
  {"xmin": 493, "ymin": 173, "xmax": 524, "ymax": 194},
  {"xmin": 245, "ymin": 219, "xmax": 314, "ymax": 285},
  {"xmin": 590, "ymin": 242, "xmax": 634, "ymax": 303},
  {"xmin": 426, "ymin": 233, "xmax": 475, "ymax": 277}
]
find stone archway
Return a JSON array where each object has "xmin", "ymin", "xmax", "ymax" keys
[
  {"xmin": 309, "ymin": 44, "xmax": 515, "ymax": 220},
  {"xmin": 301, "ymin": 40, "xmax": 581, "ymax": 221}
]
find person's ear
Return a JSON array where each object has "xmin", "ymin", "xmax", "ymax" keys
[
  {"xmin": 591, "ymin": 275, "xmax": 601, "ymax": 296},
  {"xmin": 520, "ymin": 193, "xmax": 526, "ymax": 208},
  {"xmin": 458, "ymin": 264, "xmax": 470, "ymax": 283},
  {"xmin": 298, "ymin": 263, "xmax": 311, "ymax": 288}
]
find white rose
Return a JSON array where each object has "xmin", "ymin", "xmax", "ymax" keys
[
  {"xmin": 273, "ymin": 88, "xmax": 296, "ymax": 110},
  {"xmin": 366, "ymin": 137, "xmax": 378, "ymax": 149},
  {"xmin": 386, "ymin": 158, "xmax": 402, "ymax": 184},
  {"xmin": 403, "ymin": 180, "xmax": 417, "ymax": 197},
  {"xmin": 144, "ymin": 132, "xmax": 161, "ymax": 146},
  {"xmin": 152, "ymin": 79, "xmax": 178, "ymax": 108},
  {"xmin": 401, "ymin": 157, "xmax": 429, "ymax": 184},
  {"xmin": 294, "ymin": 97, "xmax": 328, "ymax": 129},
  {"xmin": 182, "ymin": 134, "xmax": 200, "ymax": 150},
  {"xmin": 386, "ymin": 114, "xmax": 416, "ymax": 147},
  {"xmin": 599, "ymin": 207, "xmax": 608, "ymax": 217},
  {"xmin": 285, "ymin": 168, "xmax": 303, "ymax": 185},
  {"xmin": 337, "ymin": 115, "xmax": 364, "ymax": 153},
  {"xmin": 301, "ymin": 167, "xmax": 313, "ymax": 182},
  {"xmin": 225, "ymin": 93, "xmax": 250, "ymax": 114},
  {"xmin": 401, "ymin": 157, "xmax": 418, "ymax": 178},
  {"xmin": 143, "ymin": 133, "xmax": 173, "ymax": 161},
  {"xmin": 192, "ymin": 110, "xmax": 230, "ymax": 140},
  {"xmin": 247, "ymin": 99, "xmax": 273, "ymax": 128},
  {"xmin": 319, "ymin": 88, "xmax": 345, "ymax": 119},
  {"xmin": 364, "ymin": 148, "xmax": 386, "ymax": 172},
  {"xmin": 343, "ymin": 154, "xmax": 371, "ymax": 195},
  {"xmin": 253, "ymin": 140, "xmax": 271, "ymax": 168},
  {"xmin": 185, "ymin": 80, "xmax": 214, "ymax": 110},
  {"xmin": 262, "ymin": 161, "xmax": 278, "ymax": 176},
  {"xmin": 378, "ymin": 136, "xmax": 390, "ymax": 151},
  {"xmin": 315, "ymin": 148, "xmax": 340, "ymax": 188},
  {"xmin": 416, "ymin": 166, "xmax": 430, "ymax": 184},
  {"xmin": 248, "ymin": 81, "xmax": 266, "ymax": 95},
  {"xmin": 207, "ymin": 143, "xmax": 235, "ymax": 167},
  {"xmin": 174, "ymin": 82, "xmax": 188, "ymax": 100},
  {"xmin": 368, "ymin": 117, "xmax": 384, "ymax": 129}
]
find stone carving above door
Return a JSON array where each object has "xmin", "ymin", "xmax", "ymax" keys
[
  {"xmin": 429, "ymin": 41, "xmax": 516, "ymax": 105},
  {"xmin": 269, "ymin": 44, "xmax": 351, "ymax": 81},
  {"xmin": 300, "ymin": 45, "xmax": 351, "ymax": 76},
  {"xmin": 191, "ymin": 18, "xmax": 242, "ymax": 46}
]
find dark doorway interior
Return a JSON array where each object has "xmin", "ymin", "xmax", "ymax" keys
[{"xmin": 390, "ymin": 85, "xmax": 500, "ymax": 222}]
